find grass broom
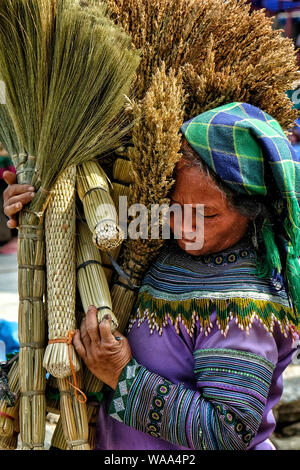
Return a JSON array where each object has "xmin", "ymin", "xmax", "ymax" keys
[
  {"xmin": 77, "ymin": 161, "xmax": 124, "ymax": 252},
  {"xmin": 43, "ymin": 166, "xmax": 79, "ymax": 378},
  {"xmin": 0, "ymin": 0, "xmax": 139, "ymax": 449},
  {"xmin": 43, "ymin": 167, "xmax": 90, "ymax": 450}
]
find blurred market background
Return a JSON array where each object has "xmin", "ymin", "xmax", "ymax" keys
[{"xmin": 1, "ymin": 0, "xmax": 300, "ymax": 450}]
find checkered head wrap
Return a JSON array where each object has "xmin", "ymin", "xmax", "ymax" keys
[{"xmin": 181, "ymin": 102, "xmax": 300, "ymax": 322}]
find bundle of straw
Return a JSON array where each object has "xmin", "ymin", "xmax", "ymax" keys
[
  {"xmin": 77, "ymin": 161, "xmax": 124, "ymax": 252},
  {"xmin": 100, "ymin": 148, "xmax": 134, "ymax": 284},
  {"xmin": 110, "ymin": 65, "xmax": 185, "ymax": 328},
  {"xmin": 43, "ymin": 166, "xmax": 78, "ymax": 378},
  {"xmin": 107, "ymin": 0, "xmax": 298, "ymax": 129},
  {"xmin": 0, "ymin": 0, "xmax": 139, "ymax": 449},
  {"xmin": 77, "ymin": 221, "xmax": 118, "ymax": 334},
  {"xmin": 50, "ymin": 418, "xmax": 67, "ymax": 451},
  {"xmin": 56, "ymin": 377, "xmax": 90, "ymax": 451},
  {"xmin": 44, "ymin": 167, "xmax": 91, "ymax": 450},
  {"xmin": 0, "ymin": 359, "xmax": 20, "ymax": 438},
  {"xmin": 0, "ymin": 432, "xmax": 19, "ymax": 450}
]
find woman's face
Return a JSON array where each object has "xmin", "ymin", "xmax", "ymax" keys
[{"xmin": 170, "ymin": 157, "xmax": 250, "ymax": 256}]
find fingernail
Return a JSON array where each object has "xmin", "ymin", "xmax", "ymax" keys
[
  {"xmin": 30, "ymin": 192, "xmax": 35, "ymax": 199},
  {"xmin": 16, "ymin": 202, "xmax": 22, "ymax": 209},
  {"xmin": 29, "ymin": 187, "xmax": 35, "ymax": 191}
]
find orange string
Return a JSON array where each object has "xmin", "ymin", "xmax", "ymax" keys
[
  {"xmin": 0, "ymin": 411, "xmax": 14, "ymax": 421},
  {"xmin": 48, "ymin": 331, "xmax": 87, "ymax": 404}
]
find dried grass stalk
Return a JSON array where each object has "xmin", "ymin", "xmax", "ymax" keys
[
  {"xmin": 113, "ymin": 158, "xmax": 133, "ymax": 186},
  {"xmin": 57, "ymin": 377, "xmax": 90, "ymax": 451},
  {"xmin": 50, "ymin": 418, "xmax": 67, "ymax": 451},
  {"xmin": 110, "ymin": 64, "xmax": 185, "ymax": 327},
  {"xmin": 43, "ymin": 166, "xmax": 79, "ymax": 378},
  {"xmin": 77, "ymin": 221, "xmax": 118, "ymax": 330},
  {"xmin": 77, "ymin": 161, "xmax": 124, "ymax": 252},
  {"xmin": 0, "ymin": 432, "xmax": 19, "ymax": 450},
  {"xmin": 0, "ymin": 360, "xmax": 20, "ymax": 438},
  {"xmin": 102, "ymin": 152, "xmax": 133, "ymax": 284},
  {"xmin": 107, "ymin": 0, "xmax": 298, "ymax": 129},
  {"xmin": 17, "ymin": 202, "xmax": 47, "ymax": 450}
]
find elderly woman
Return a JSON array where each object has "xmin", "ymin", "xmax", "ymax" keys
[{"xmin": 3, "ymin": 102, "xmax": 300, "ymax": 451}]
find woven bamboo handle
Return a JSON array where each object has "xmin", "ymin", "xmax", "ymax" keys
[{"xmin": 43, "ymin": 166, "xmax": 80, "ymax": 378}]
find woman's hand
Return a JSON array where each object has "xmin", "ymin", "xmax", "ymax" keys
[
  {"xmin": 3, "ymin": 171, "xmax": 35, "ymax": 229},
  {"xmin": 73, "ymin": 306, "xmax": 132, "ymax": 390}
]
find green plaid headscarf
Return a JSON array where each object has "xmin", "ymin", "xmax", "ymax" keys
[{"xmin": 181, "ymin": 102, "xmax": 300, "ymax": 324}]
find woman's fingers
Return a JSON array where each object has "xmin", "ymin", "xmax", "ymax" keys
[
  {"xmin": 3, "ymin": 177, "xmax": 35, "ymax": 228},
  {"xmin": 5, "ymin": 192, "xmax": 35, "ymax": 210},
  {"xmin": 4, "ymin": 183, "xmax": 35, "ymax": 199},
  {"xmin": 4, "ymin": 201, "xmax": 23, "ymax": 219},
  {"xmin": 73, "ymin": 330, "xmax": 87, "ymax": 360},
  {"xmin": 7, "ymin": 218, "xmax": 17, "ymax": 229},
  {"xmin": 80, "ymin": 317, "xmax": 91, "ymax": 348},
  {"xmin": 99, "ymin": 315, "xmax": 116, "ymax": 345},
  {"xmin": 85, "ymin": 305, "xmax": 101, "ymax": 345},
  {"xmin": 3, "ymin": 171, "xmax": 17, "ymax": 186}
]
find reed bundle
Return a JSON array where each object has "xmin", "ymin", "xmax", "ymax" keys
[
  {"xmin": 77, "ymin": 221, "xmax": 118, "ymax": 328},
  {"xmin": 113, "ymin": 157, "xmax": 133, "ymax": 186},
  {"xmin": 77, "ymin": 161, "xmax": 124, "ymax": 252},
  {"xmin": 0, "ymin": 0, "xmax": 139, "ymax": 449},
  {"xmin": 43, "ymin": 166, "xmax": 78, "ymax": 378},
  {"xmin": 98, "ymin": 147, "xmax": 133, "ymax": 284},
  {"xmin": 107, "ymin": 0, "xmax": 298, "ymax": 129},
  {"xmin": 0, "ymin": 359, "xmax": 20, "ymax": 438},
  {"xmin": 50, "ymin": 417, "xmax": 67, "ymax": 450},
  {"xmin": 56, "ymin": 377, "xmax": 90, "ymax": 450},
  {"xmin": 44, "ymin": 168, "xmax": 91, "ymax": 450},
  {"xmin": 0, "ymin": 432, "xmax": 19, "ymax": 450}
]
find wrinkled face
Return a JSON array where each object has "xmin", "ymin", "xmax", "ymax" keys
[{"xmin": 170, "ymin": 156, "xmax": 250, "ymax": 256}]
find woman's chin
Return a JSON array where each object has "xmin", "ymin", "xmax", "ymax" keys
[{"xmin": 177, "ymin": 239, "xmax": 207, "ymax": 256}]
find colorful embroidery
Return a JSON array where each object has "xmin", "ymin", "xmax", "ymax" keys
[
  {"xmin": 109, "ymin": 349, "xmax": 274, "ymax": 450},
  {"xmin": 127, "ymin": 241, "xmax": 296, "ymax": 338},
  {"xmin": 193, "ymin": 348, "xmax": 275, "ymax": 449},
  {"xmin": 109, "ymin": 358, "xmax": 142, "ymax": 423}
]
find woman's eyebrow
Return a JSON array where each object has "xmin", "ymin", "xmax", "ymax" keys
[{"xmin": 170, "ymin": 198, "xmax": 218, "ymax": 211}]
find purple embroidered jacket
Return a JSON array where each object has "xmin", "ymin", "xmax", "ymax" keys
[{"xmin": 95, "ymin": 313, "xmax": 298, "ymax": 450}]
